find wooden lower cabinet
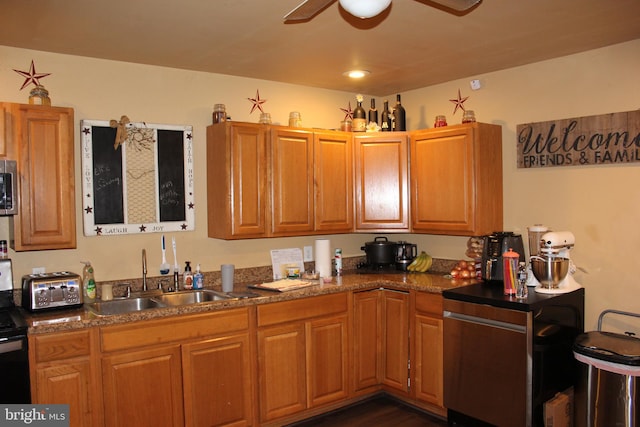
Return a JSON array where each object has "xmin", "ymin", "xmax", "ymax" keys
[
  {"xmin": 352, "ymin": 289, "xmax": 410, "ymax": 396},
  {"xmin": 382, "ymin": 290, "xmax": 410, "ymax": 394},
  {"xmin": 257, "ymin": 293, "xmax": 349, "ymax": 423},
  {"xmin": 29, "ymin": 329, "xmax": 101, "ymax": 427},
  {"xmin": 182, "ymin": 334, "xmax": 254, "ymax": 427},
  {"xmin": 411, "ymin": 292, "xmax": 445, "ymax": 415},
  {"xmin": 102, "ymin": 344, "xmax": 184, "ymax": 427},
  {"xmin": 100, "ymin": 308, "xmax": 255, "ymax": 427},
  {"xmin": 29, "ymin": 289, "xmax": 446, "ymax": 426}
]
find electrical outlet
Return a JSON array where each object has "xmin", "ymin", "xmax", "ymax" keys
[
  {"xmin": 303, "ymin": 246, "xmax": 313, "ymax": 262},
  {"xmin": 32, "ymin": 267, "xmax": 45, "ymax": 274}
]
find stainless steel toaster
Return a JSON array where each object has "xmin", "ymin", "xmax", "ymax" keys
[{"xmin": 22, "ymin": 272, "xmax": 83, "ymax": 312}]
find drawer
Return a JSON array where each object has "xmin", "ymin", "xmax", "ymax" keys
[
  {"xmin": 33, "ymin": 329, "xmax": 92, "ymax": 363},
  {"xmin": 257, "ymin": 293, "xmax": 348, "ymax": 327},
  {"xmin": 101, "ymin": 307, "xmax": 250, "ymax": 353},
  {"xmin": 415, "ymin": 292, "xmax": 443, "ymax": 316}
]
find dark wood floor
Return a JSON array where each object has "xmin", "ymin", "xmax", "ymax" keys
[{"xmin": 286, "ymin": 396, "xmax": 449, "ymax": 427}]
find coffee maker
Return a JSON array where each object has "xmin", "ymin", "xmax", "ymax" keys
[
  {"xmin": 395, "ymin": 241, "xmax": 417, "ymax": 271},
  {"xmin": 481, "ymin": 232, "xmax": 525, "ymax": 282}
]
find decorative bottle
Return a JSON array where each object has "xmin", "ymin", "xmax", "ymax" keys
[
  {"xmin": 368, "ymin": 99, "xmax": 378, "ymax": 126},
  {"xmin": 392, "ymin": 94, "xmax": 406, "ymax": 131},
  {"xmin": 352, "ymin": 95, "xmax": 367, "ymax": 132},
  {"xmin": 381, "ymin": 100, "xmax": 392, "ymax": 131}
]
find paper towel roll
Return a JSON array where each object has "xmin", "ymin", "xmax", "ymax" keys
[{"xmin": 314, "ymin": 239, "xmax": 332, "ymax": 279}]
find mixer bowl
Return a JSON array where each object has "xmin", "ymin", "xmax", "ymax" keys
[{"xmin": 531, "ymin": 257, "xmax": 569, "ymax": 288}]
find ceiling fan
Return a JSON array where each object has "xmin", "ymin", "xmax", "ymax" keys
[{"xmin": 284, "ymin": 0, "xmax": 482, "ymax": 22}]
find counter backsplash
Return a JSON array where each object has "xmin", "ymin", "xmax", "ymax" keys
[{"xmin": 12, "ymin": 256, "xmax": 459, "ymax": 304}]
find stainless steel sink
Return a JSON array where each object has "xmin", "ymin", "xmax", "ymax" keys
[
  {"xmin": 86, "ymin": 297, "xmax": 166, "ymax": 316},
  {"xmin": 155, "ymin": 290, "xmax": 235, "ymax": 306}
]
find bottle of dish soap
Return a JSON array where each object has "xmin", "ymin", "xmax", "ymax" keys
[
  {"xmin": 183, "ymin": 261, "xmax": 193, "ymax": 290},
  {"xmin": 81, "ymin": 261, "xmax": 97, "ymax": 303},
  {"xmin": 193, "ymin": 264, "xmax": 204, "ymax": 290}
]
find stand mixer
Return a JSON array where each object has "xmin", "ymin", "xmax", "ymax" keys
[{"xmin": 527, "ymin": 230, "xmax": 582, "ymax": 294}]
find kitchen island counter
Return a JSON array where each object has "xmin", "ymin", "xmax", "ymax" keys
[{"xmin": 24, "ymin": 271, "xmax": 473, "ymax": 334}]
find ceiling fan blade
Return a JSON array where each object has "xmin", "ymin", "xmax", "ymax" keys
[
  {"xmin": 428, "ymin": 0, "xmax": 482, "ymax": 11},
  {"xmin": 284, "ymin": 0, "xmax": 336, "ymax": 22}
]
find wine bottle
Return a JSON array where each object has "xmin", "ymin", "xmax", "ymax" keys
[
  {"xmin": 393, "ymin": 94, "xmax": 406, "ymax": 131},
  {"xmin": 352, "ymin": 96, "xmax": 367, "ymax": 132},
  {"xmin": 381, "ymin": 100, "xmax": 392, "ymax": 131},
  {"xmin": 368, "ymin": 98, "xmax": 378, "ymax": 126}
]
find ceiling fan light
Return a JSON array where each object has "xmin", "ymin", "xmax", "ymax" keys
[{"xmin": 338, "ymin": 0, "xmax": 392, "ymax": 19}]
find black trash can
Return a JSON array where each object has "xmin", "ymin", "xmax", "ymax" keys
[{"xmin": 573, "ymin": 310, "xmax": 640, "ymax": 427}]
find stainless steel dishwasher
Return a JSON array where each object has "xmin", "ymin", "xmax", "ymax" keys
[{"xmin": 442, "ymin": 284, "xmax": 584, "ymax": 427}]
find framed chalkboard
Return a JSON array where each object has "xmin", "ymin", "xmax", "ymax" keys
[{"xmin": 80, "ymin": 119, "xmax": 194, "ymax": 236}]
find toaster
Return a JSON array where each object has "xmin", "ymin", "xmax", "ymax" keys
[{"xmin": 22, "ymin": 272, "xmax": 83, "ymax": 312}]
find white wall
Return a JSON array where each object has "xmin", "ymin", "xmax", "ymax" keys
[{"xmin": 1, "ymin": 39, "xmax": 639, "ymax": 330}]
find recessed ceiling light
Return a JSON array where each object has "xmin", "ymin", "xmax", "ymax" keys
[{"xmin": 344, "ymin": 70, "xmax": 370, "ymax": 79}]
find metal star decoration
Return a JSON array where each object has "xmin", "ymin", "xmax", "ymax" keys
[
  {"xmin": 340, "ymin": 102, "xmax": 353, "ymax": 121},
  {"xmin": 449, "ymin": 89, "xmax": 469, "ymax": 115},
  {"xmin": 247, "ymin": 90, "xmax": 267, "ymax": 114},
  {"xmin": 13, "ymin": 60, "xmax": 51, "ymax": 90}
]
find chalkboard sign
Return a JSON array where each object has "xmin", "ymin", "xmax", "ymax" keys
[{"xmin": 81, "ymin": 119, "xmax": 194, "ymax": 236}]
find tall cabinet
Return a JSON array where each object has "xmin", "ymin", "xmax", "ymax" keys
[{"xmin": 2, "ymin": 103, "xmax": 76, "ymax": 250}]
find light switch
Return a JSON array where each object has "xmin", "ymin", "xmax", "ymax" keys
[
  {"xmin": 470, "ymin": 79, "xmax": 482, "ymax": 90},
  {"xmin": 303, "ymin": 246, "xmax": 313, "ymax": 262}
]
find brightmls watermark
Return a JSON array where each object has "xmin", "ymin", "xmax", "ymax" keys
[{"xmin": 0, "ymin": 405, "xmax": 69, "ymax": 426}]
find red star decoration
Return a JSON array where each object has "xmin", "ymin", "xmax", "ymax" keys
[
  {"xmin": 247, "ymin": 90, "xmax": 267, "ymax": 114},
  {"xmin": 13, "ymin": 60, "xmax": 51, "ymax": 90},
  {"xmin": 340, "ymin": 102, "xmax": 353, "ymax": 121},
  {"xmin": 449, "ymin": 89, "xmax": 469, "ymax": 115}
]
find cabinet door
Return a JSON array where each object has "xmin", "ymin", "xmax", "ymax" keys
[
  {"xmin": 351, "ymin": 290, "xmax": 382, "ymax": 393},
  {"xmin": 414, "ymin": 314, "xmax": 444, "ymax": 407},
  {"xmin": 207, "ymin": 123, "xmax": 268, "ymax": 238},
  {"xmin": 382, "ymin": 290, "xmax": 410, "ymax": 394},
  {"xmin": 35, "ymin": 360, "xmax": 94, "ymax": 427},
  {"xmin": 257, "ymin": 323, "xmax": 306, "ymax": 421},
  {"xmin": 102, "ymin": 345, "xmax": 184, "ymax": 427},
  {"xmin": 413, "ymin": 293, "xmax": 445, "ymax": 411},
  {"xmin": 307, "ymin": 314, "xmax": 349, "ymax": 407},
  {"xmin": 270, "ymin": 128, "xmax": 314, "ymax": 235},
  {"xmin": 313, "ymin": 131, "xmax": 353, "ymax": 233},
  {"xmin": 411, "ymin": 123, "xmax": 502, "ymax": 235},
  {"xmin": 354, "ymin": 133, "xmax": 409, "ymax": 231},
  {"xmin": 12, "ymin": 104, "xmax": 76, "ymax": 250},
  {"xmin": 182, "ymin": 334, "xmax": 254, "ymax": 427}
]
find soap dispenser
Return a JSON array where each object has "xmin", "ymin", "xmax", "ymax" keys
[{"xmin": 183, "ymin": 261, "xmax": 193, "ymax": 290}]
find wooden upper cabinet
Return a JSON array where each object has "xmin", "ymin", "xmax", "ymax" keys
[
  {"xmin": 410, "ymin": 123, "xmax": 503, "ymax": 236},
  {"xmin": 8, "ymin": 104, "xmax": 76, "ymax": 250},
  {"xmin": 0, "ymin": 103, "xmax": 10, "ymax": 158},
  {"xmin": 270, "ymin": 127, "xmax": 314, "ymax": 236},
  {"xmin": 207, "ymin": 122, "xmax": 268, "ymax": 239},
  {"xmin": 313, "ymin": 130, "xmax": 353, "ymax": 233},
  {"xmin": 353, "ymin": 133, "xmax": 409, "ymax": 231}
]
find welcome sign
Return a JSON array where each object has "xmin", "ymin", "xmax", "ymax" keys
[{"xmin": 517, "ymin": 110, "xmax": 640, "ymax": 168}]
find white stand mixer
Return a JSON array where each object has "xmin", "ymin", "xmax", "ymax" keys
[{"xmin": 527, "ymin": 230, "xmax": 582, "ymax": 294}]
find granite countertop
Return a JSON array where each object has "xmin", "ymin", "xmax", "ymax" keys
[{"xmin": 24, "ymin": 271, "xmax": 474, "ymax": 335}]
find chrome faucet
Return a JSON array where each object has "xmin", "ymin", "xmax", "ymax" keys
[{"xmin": 142, "ymin": 249, "xmax": 148, "ymax": 291}]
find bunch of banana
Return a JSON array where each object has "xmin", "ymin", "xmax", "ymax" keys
[{"xmin": 407, "ymin": 251, "xmax": 433, "ymax": 273}]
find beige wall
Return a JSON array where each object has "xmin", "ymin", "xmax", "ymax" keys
[{"xmin": 1, "ymin": 39, "xmax": 638, "ymax": 329}]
